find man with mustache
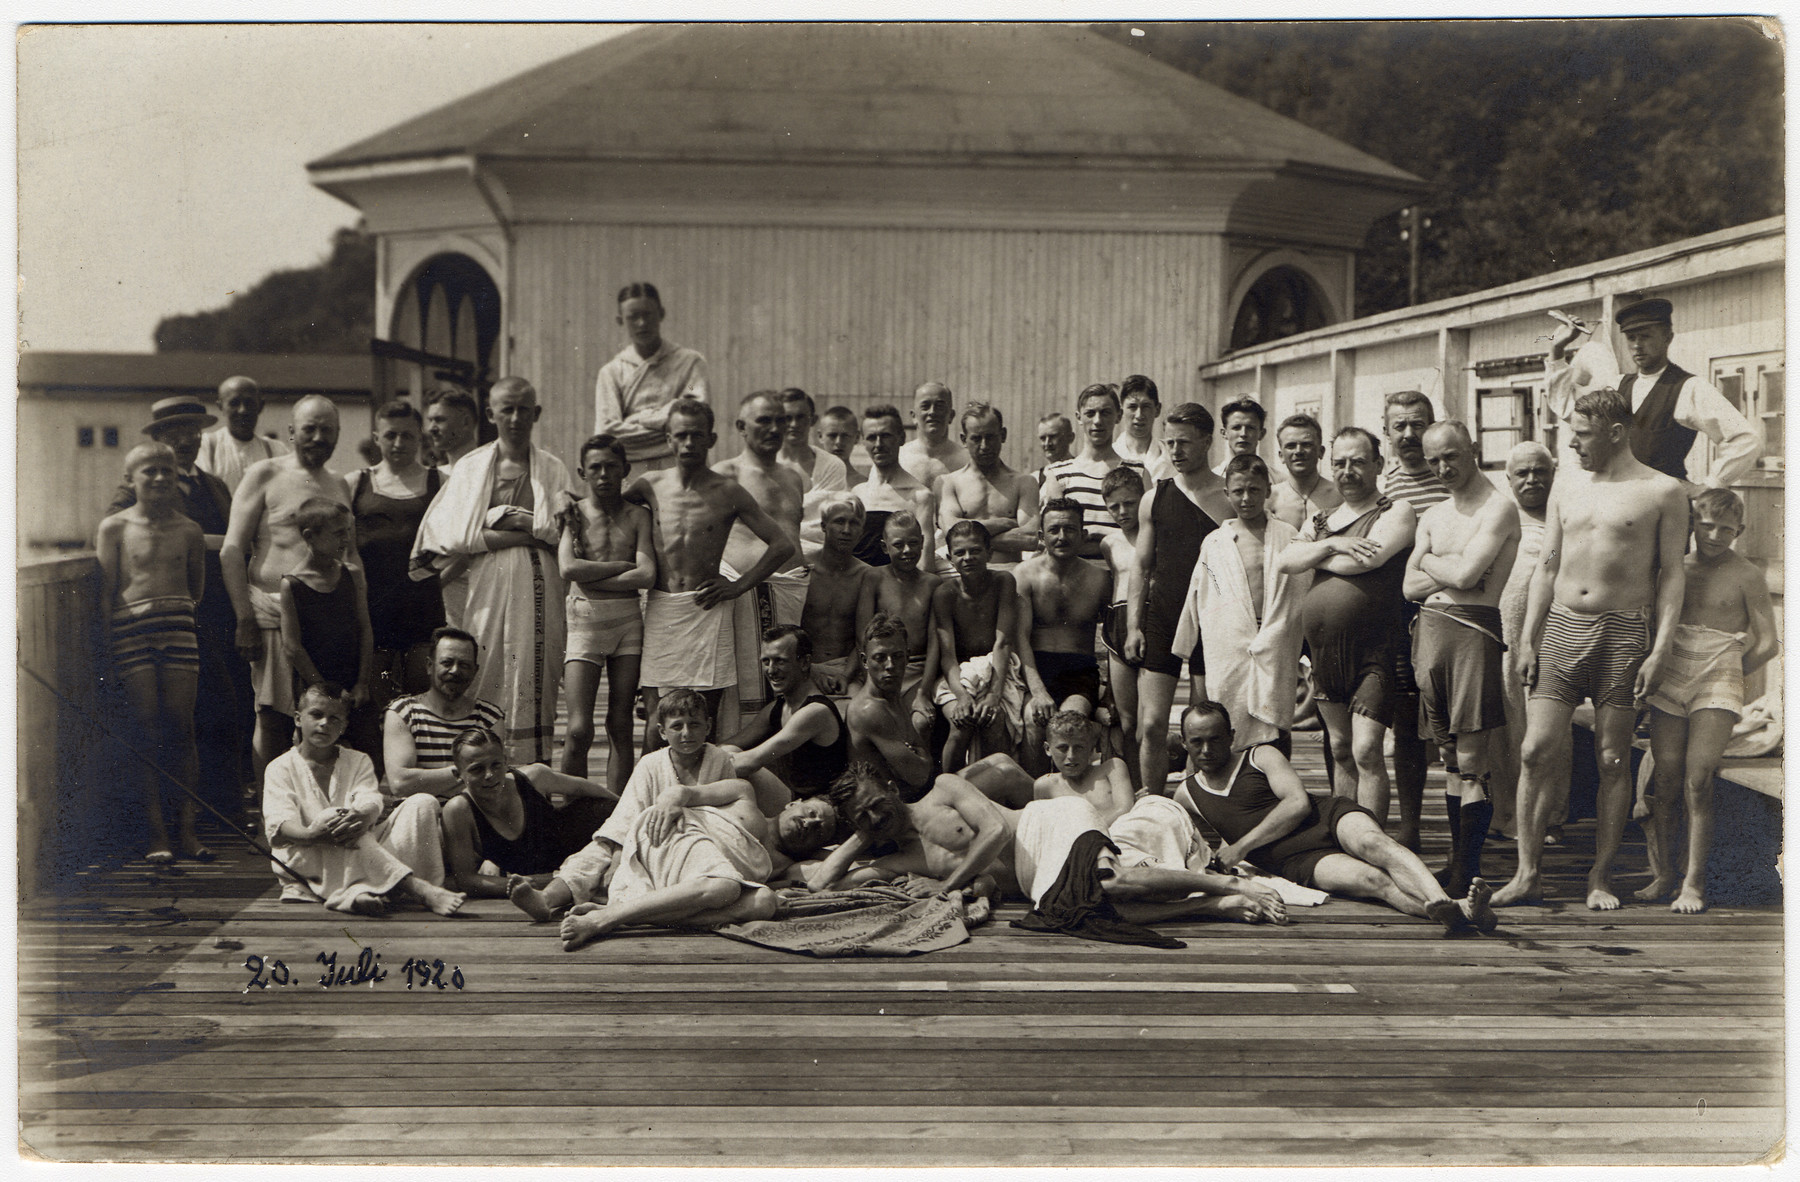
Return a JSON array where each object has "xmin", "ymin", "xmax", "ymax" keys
[{"xmin": 221, "ymin": 394, "xmax": 355, "ymax": 779}]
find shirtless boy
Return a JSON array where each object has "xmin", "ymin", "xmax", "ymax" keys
[
  {"xmin": 816, "ymin": 754, "xmax": 1286, "ymax": 927},
  {"xmin": 629, "ymin": 399, "xmax": 796, "ymax": 742},
  {"xmin": 840, "ymin": 404, "xmax": 936, "ymax": 568},
  {"xmin": 1403, "ymin": 421, "xmax": 1520, "ymax": 897},
  {"xmin": 1016, "ymin": 498, "xmax": 1113, "ymax": 774},
  {"xmin": 1034, "ymin": 711, "xmax": 1134, "ymax": 825},
  {"xmin": 98, "ymin": 442, "xmax": 207, "ymax": 862},
  {"xmin": 870, "ymin": 512, "xmax": 942, "ymax": 733},
  {"xmin": 933, "ymin": 521, "xmax": 1023, "ymax": 769},
  {"xmin": 1638, "ymin": 488, "xmax": 1779, "ymax": 914},
  {"xmin": 845, "ymin": 613, "xmax": 1033, "ymax": 805},
  {"xmin": 802, "ymin": 495, "xmax": 878, "ymax": 692},
  {"xmin": 938, "ymin": 403, "xmax": 1040, "ymax": 567},
  {"xmin": 557, "ymin": 434, "xmax": 654, "ymax": 787},
  {"xmin": 899, "ymin": 381, "xmax": 970, "ymax": 490},
  {"xmin": 1099, "ymin": 466, "xmax": 1146, "ymax": 788},
  {"xmin": 221, "ymin": 394, "xmax": 353, "ymax": 775},
  {"xmin": 1494, "ymin": 389, "xmax": 1690, "ymax": 909}
]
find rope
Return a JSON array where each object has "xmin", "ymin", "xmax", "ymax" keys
[{"xmin": 18, "ymin": 660, "xmax": 327, "ymax": 902}]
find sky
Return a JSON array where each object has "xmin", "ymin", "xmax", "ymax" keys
[{"xmin": 17, "ymin": 23, "xmax": 629, "ymax": 353}]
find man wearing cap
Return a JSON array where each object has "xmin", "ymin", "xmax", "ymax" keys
[
  {"xmin": 196, "ymin": 376, "xmax": 289, "ymax": 495},
  {"xmin": 221, "ymin": 395, "xmax": 354, "ymax": 779},
  {"xmin": 108, "ymin": 397, "xmax": 256, "ymax": 814},
  {"xmin": 1609, "ymin": 297, "xmax": 1759, "ymax": 488}
]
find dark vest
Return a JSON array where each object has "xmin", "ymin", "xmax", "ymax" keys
[{"xmin": 1621, "ymin": 363, "xmax": 1698, "ymax": 480}]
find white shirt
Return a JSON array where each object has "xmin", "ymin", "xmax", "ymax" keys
[
  {"xmin": 1624, "ymin": 365, "xmax": 1761, "ymax": 487},
  {"xmin": 196, "ymin": 427, "xmax": 289, "ymax": 494},
  {"xmin": 593, "ymin": 340, "xmax": 709, "ymax": 463}
]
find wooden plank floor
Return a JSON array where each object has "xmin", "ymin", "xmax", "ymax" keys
[{"xmin": 19, "ymin": 735, "xmax": 1784, "ymax": 1166}]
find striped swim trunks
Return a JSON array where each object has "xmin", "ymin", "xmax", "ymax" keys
[
  {"xmin": 110, "ymin": 596, "xmax": 199, "ymax": 677},
  {"xmin": 1530, "ymin": 602, "xmax": 1650, "ymax": 712}
]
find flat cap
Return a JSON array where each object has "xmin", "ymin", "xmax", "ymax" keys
[{"xmin": 1616, "ymin": 297, "xmax": 1673, "ymax": 329}]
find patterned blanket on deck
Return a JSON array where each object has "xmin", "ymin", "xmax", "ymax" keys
[{"xmin": 715, "ymin": 877, "xmax": 970, "ymax": 958}]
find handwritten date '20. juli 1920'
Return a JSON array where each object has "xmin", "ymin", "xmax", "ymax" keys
[{"xmin": 242, "ymin": 950, "xmax": 465, "ymax": 992}]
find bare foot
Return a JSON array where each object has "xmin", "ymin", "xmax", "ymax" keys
[
  {"xmin": 560, "ymin": 908, "xmax": 608, "ymax": 951},
  {"xmin": 1221, "ymin": 893, "xmax": 1286, "ymax": 925},
  {"xmin": 1670, "ymin": 885, "xmax": 1707, "ymax": 915},
  {"xmin": 145, "ymin": 849, "xmax": 175, "ymax": 866},
  {"xmin": 1633, "ymin": 876, "xmax": 1678, "ymax": 903},
  {"xmin": 1490, "ymin": 874, "xmax": 1543, "ymax": 907},
  {"xmin": 964, "ymin": 894, "xmax": 993, "ymax": 927},
  {"xmin": 402, "ymin": 878, "xmax": 466, "ymax": 916},
  {"xmin": 1426, "ymin": 898, "xmax": 1473, "ymax": 936},
  {"xmin": 508, "ymin": 876, "xmax": 556, "ymax": 923},
  {"xmin": 1460, "ymin": 878, "xmax": 1498, "ymax": 933},
  {"xmin": 348, "ymin": 892, "xmax": 386, "ymax": 916},
  {"xmin": 1586, "ymin": 885, "xmax": 1621, "ymax": 911}
]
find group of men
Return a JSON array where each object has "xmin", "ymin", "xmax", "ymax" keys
[{"xmin": 106, "ymin": 282, "xmax": 1775, "ymax": 942}]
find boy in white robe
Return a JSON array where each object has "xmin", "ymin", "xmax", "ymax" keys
[
  {"xmin": 263, "ymin": 682, "xmax": 463, "ymax": 916},
  {"xmin": 1173, "ymin": 455, "xmax": 1308, "ymax": 753}
]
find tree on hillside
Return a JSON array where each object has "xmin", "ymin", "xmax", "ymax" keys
[
  {"xmin": 1094, "ymin": 18, "xmax": 1783, "ymax": 317},
  {"xmin": 155, "ymin": 223, "xmax": 375, "ymax": 354}
]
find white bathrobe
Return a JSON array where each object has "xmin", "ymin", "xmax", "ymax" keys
[{"xmin": 1172, "ymin": 518, "xmax": 1308, "ymax": 751}]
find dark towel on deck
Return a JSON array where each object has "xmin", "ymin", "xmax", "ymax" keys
[{"xmin": 1010, "ymin": 830, "xmax": 1186, "ymax": 949}]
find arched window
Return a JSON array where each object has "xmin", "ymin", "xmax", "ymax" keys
[
  {"xmin": 389, "ymin": 253, "xmax": 502, "ymax": 384},
  {"xmin": 1230, "ymin": 265, "xmax": 1329, "ymax": 351}
]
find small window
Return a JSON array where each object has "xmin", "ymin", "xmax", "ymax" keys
[
  {"xmin": 1710, "ymin": 352, "xmax": 1783, "ymax": 467},
  {"xmin": 77, "ymin": 427, "xmax": 94, "ymax": 448},
  {"xmin": 102, "ymin": 427, "xmax": 120, "ymax": 448},
  {"xmin": 1476, "ymin": 384, "xmax": 1535, "ymax": 468}
]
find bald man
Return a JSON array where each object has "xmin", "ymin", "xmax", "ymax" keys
[
  {"xmin": 221, "ymin": 394, "xmax": 354, "ymax": 772},
  {"xmin": 198, "ymin": 375, "xmax": 289, "ymax": 494},
  {"xmin": 1492, "ymin": 441, "xmax": 1558, "ymax": 841},
  {"xmin": 412, "ymin": 377, "xmax": 578, "ymax": 765},
  {"xmin": 715, "ymin": 392, "xmax": 811, "ymax": 724},
  {"xmin": 899, "ymin": 382, "xmax": 970, "ymax": 490},
  {"xmin": 1402, "ymin": 421, "xmax": 1520, "ymax": 897}
]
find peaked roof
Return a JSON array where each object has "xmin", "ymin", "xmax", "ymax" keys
[{"xmin": 310, "ymin": 24, "xmax": 1421, "ymax": 185}]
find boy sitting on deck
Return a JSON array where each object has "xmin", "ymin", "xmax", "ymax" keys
[
  {"xmin": 96, "ymin": 441, "xmax": 208, "ymax": 863},
  {"xmin": 1637, "ymin": 488, "xmax": 1780, "ymax": 914},
  {"xmin": 262, "ymin": 682, "xmax": 465, "ymax": 916},
  {"xmin": 439, "ymin": 726, "xmax": 619, "ymax": 897},
  {"xmin": 509, "ymin": 688, "xmax": 840, "ymax": 924},
  {"xmin": 932, "ymin": 520, "xmax": 1024, "ymax": 770},
  {"xmin": 870, "ymin": 511, "xmax": 942, "ymax": 736}
]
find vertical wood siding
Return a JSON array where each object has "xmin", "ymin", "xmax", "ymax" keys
[{"xmin": 509, "ymin": 223, "xmax": 1222, "ymax": 472}]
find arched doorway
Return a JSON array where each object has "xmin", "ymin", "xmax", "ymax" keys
[{"xmin": 1230, "ymin": 265, "xmax": 1331, "ymax": 351}]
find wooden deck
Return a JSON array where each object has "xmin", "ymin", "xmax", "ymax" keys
[{"xmin": 19, "ymin": 738, "xmax": 1784, "ymax": 1167}]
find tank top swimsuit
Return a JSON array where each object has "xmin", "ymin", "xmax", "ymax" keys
[
  {"xmin": 462, "ymin": 772, "xmax": 593, "ymax": 876},
  {"xmin": 1144, "ymin": 479, "xmax": 1221, "ymax": 633},
  {"xmin": 775, "ymin": 693, "xmax": 849, "ymax": 795},
  {"xmin": 288, "ymin": 571, "xmax": 360, "ymax": 689},
  {"xmin": 353, "ymin": 467, "xmax": 444, "ymax": 650}
]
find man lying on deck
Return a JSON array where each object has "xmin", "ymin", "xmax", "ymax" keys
[
  {"xmin": 807, "ymin": 758, "xmax": 1286, "ymax": 929},
  {"xmin": 1172, "ymin": 700, "xmax": 1497, "ymax": 935},
  {"xmin": 509, "ymin": 689, "xmax": 839, "ymax": 924}
]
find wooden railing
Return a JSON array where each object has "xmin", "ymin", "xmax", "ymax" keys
[{"xmin": 17, "ymin": 553, "xmax": 106, "ymax": 901}]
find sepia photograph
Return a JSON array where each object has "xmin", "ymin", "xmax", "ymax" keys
[{"xmin": 15, "ymin": 14, "xmax": 1786, "ymax": 1166}]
